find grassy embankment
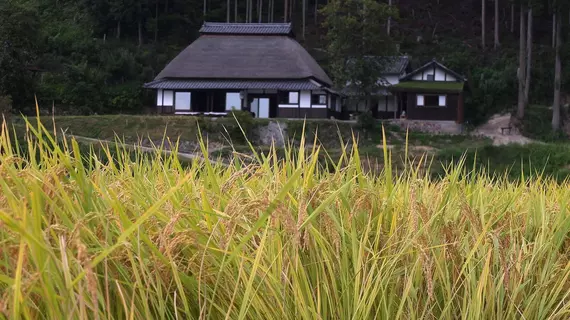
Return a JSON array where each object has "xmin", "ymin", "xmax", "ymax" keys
[
  {"xmin": 9, "ymin": 114, "xmax": 570, "ymax": 181},
  {"xmin": 1, "ymin": 117, "xmax": 569, "ymax": 319}
]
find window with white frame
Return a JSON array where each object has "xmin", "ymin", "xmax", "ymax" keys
[
  {"xmin": 288, "ymin": 92, "xmax": 299, "ymax": 104},
  {"xmin": 225, "ymin": 92, "xmax": 241, "ymax": 111},
  {"xmin": 417, "ymin": 94, "xmax": 447, "ymax": 107},
  {"xmin": 416, "ymin": 95, "xmax": 424, "ymax": 106},
  {"xmin": 163, "ymin": 90, "xmax": 174, "ymax": 106}
]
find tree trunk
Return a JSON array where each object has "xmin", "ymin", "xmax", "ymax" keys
[
  {"xmin": 154, "ymin": 0, "xmax": 158, "ymax": 42},
  {"xmin": 552, "ymin": 14, "xmax": 562, "ymax": 130},
  {"xmin": 482, "ymin": 0, "xmax": 486, "ymax": 48},
  {"xmin": 314, "ymin": 0, "xmax": 318, "ymax": 26},
  {"xmin": 227, "ymin": 0, "xmax": 230, "ymax": 22},
  {"xmin": 517, "ymin": 6, "xmax": 526, "ymax": 119},
  {"xmin": 284, "ymin": 0, "xmax": 288, "ymax": 22},
  {"xmin": 258, "ymin": 0, "xmax": 262, "ymax": 22},
  {"xmin": 203, "ymin": 0, "xmax": 207, "ymax": 16},
  {"xmin": 116, "ymin": 20, "xmax": 121, "ymax": 39},
  {"xmin": 248, "ymin": 0, "xmax": 253, "ymax": 23},
  {"xmin": 164, "ymin": 0, "xmax": 168, "ymax": 13},
  {"xmin": 138, "ymin": 19, "xmax": 143, "ymax": 47},
  {"xmin": 524, "ymin": 8, "xmax": 532, "ymax": 105},
  {"xmin": 234, "ymin": 0, "xmax": 238, "ymax": 22},
  {"xmin": 552, "ymin": 13, "xmax": 556, "ymax": 48},
  {"xmin": 387, "ymin": 0, "xmax": 392, "ymax": 35},
  {"xmin": 302, "ymin": 0, "xmax": 306, "ymax": 39},
  {"xmin": 510, "ymin": 4, "xmax": 514, "ymax": 33},
  {"xmin": 494, "ymin": 0, "xmax": 499, "ymax": 49}
]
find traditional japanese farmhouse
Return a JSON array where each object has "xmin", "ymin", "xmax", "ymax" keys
[
  {"xmin": 390, "ymin": 59, "xmax": 467, "ymax": 123},
  {"xmin": 144, "ymin": 22, "xmax": 340, "ymax": 118}
]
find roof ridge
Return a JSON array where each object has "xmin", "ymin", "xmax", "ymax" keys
[{"xmin": 203, "ymin": 22, "xmax": 292, "ymax": 26}]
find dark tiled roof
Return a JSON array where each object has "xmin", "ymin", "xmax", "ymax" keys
[
  {"xmin": 143, "ymin": 79, "xmax": 324, "ymax": 90},
  {"xmin": 200, "ymin": 22, "xmax": 293, "ymax": 35},
  {"xmin": 346, "ymin": 56, "xmax": 410, "ymax": 75},
  {"xmin": 373, "ymin": 56, "xmax": 410, "ymax": 74},
  {"xmin": 154, "ymin": 35, "xmax": 332, "ymax": 86}
]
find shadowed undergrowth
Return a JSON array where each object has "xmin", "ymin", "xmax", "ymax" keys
[{"xmin": 0, "ymin": 117, "xmax": 569, "ymax": 319}]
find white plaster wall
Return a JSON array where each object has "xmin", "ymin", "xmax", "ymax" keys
[
  {"xmin": 445, "ymin": 73, "xmax": 457, "ymax": 81},
  {"xmin": 300, "ymin": 91, "xmax": 311, "ymax": 108},
  {"xmin": 435, "ymin": 68, "xmax": 446, "ymax": 81},
  {"xmin": 163, "ymin": 90, "xmax": 174, "ymax": 106},
  {"xmin": 411, "ymin": 66, "xmax": 458, "ymax": 81},
  {"xmin": 156, "ymin": 89, "xmax": 163, "ymax": 106}
]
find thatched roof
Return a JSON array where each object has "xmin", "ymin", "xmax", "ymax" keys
[{"xmin": 154, "ymin": 23, "xmax": 332, "ymax": 86}]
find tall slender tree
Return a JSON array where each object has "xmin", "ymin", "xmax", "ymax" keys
[
  {"xmin": 302, "ymin": 0, "xmax": 306, "ymax": 39},
  {"xmin": 552, "ymin": 13, "xmax": 556, "ymax": 47},
  {"xmin": 494, "ymin": 0, "xmax": 500, "ymax": 48},
  {"xmin": 511, "ymin": 4, "xmax": 515, "ymax": 33},
  {"xmin": 524, "ymin": 7, "xmax": 532, "ymax": 105},
  {"xmin": 552, "ymin": 12, "xmax": 562, "ymax": 129},
  {"xmin": 517, "ymin": 4, "xmax": 527, "ymax": 119},
  {"xmin": 387, "ymin": 0, "xmax": 392, "ymax": 35},
  {"xmin": 227, "ymin": 0, "xmax": 230, "ymax": 21},
  {"xmin": 482, "ymin": 0, "xmax": 486, "ymax": 48}
]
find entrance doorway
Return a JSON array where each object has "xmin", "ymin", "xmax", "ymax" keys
[
  {"xmin": 248, "ymin": 95, "xmax": 277, "ymax": 118},
  {"xmin": 250, "ymin": 98, "xmax": 270, "ymax": 118}
]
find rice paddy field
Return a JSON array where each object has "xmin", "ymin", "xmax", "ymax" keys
[{"xmin": 0, "ymin": 118, "xmax": 569, "ymax": 319}]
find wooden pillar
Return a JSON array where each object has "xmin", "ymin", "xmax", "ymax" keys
[{"xmin": 457, "ymin": 92, "xmax": 465, "ymax": 124}]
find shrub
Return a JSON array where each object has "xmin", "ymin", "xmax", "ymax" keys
[
  {"xmin": 0, "ymin": 95, "xmax": 13, "ymax": 118},
  {"xmin": 356, "ymin": 110, "xmax": 376, "ymax": 139}
]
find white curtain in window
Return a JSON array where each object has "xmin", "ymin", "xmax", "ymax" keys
[
  {"xmin": 439, "ymin": 95, "xmax": 446, "ymax": 107},
  {"xmin": 156, "ymin": 89, "xmax": 163, "ymax": 106},
  {"xmin": 288, "ymin": 92, "xmax": 299, "ymax": 104},
  {"xmin": 416, "ymin": 95, "xmax": 424, "ymax": 106},
  {"xmin": 175, "ymin": 92, "xmax": 191, "ymax": 110},
  {"xmin": 225, "ymin": 92, "xmax": 241, "ymax": 111},
  {"xmin": 163, "ymin": 90, "xmax": 174, "ymax": 106}
]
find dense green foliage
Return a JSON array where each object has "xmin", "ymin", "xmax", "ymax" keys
[
  {"xmin": 0, "ymin": 0, "xmax": 569, "ymax": 126},
  {"xmin": 1, "ymin": 118, "xmax": 570, "ymax": 319}
]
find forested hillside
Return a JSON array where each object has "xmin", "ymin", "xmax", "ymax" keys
[{"xmin": 1, "ymin": 0, "xmax": 569, "ymax": 126}]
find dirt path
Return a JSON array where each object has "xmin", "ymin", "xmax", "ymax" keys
[{"xmin": 472, "ymin": 114, "xmax": 534, "ymax": 146}]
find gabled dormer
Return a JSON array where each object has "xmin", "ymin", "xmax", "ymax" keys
[{"xmin": 400, "ymin": 59, "xmax": 466, "ymax": 82}]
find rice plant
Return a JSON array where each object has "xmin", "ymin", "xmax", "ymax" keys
[{"xmin": 0, "ymin": 115, "xmax": 569, "ymax": 319}]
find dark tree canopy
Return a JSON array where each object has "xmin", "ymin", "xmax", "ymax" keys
[{"xmin": 0, "ymin": 0, "xmax": 568, "ymax": 124}]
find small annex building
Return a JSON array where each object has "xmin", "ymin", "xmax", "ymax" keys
[
  {"xmin": 390, "ymin": 59, "xmax": 467, "ymax": 123},
  {"xmin": 144, "ymin": 22, "xmax": 340, "ymax": 118}
]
